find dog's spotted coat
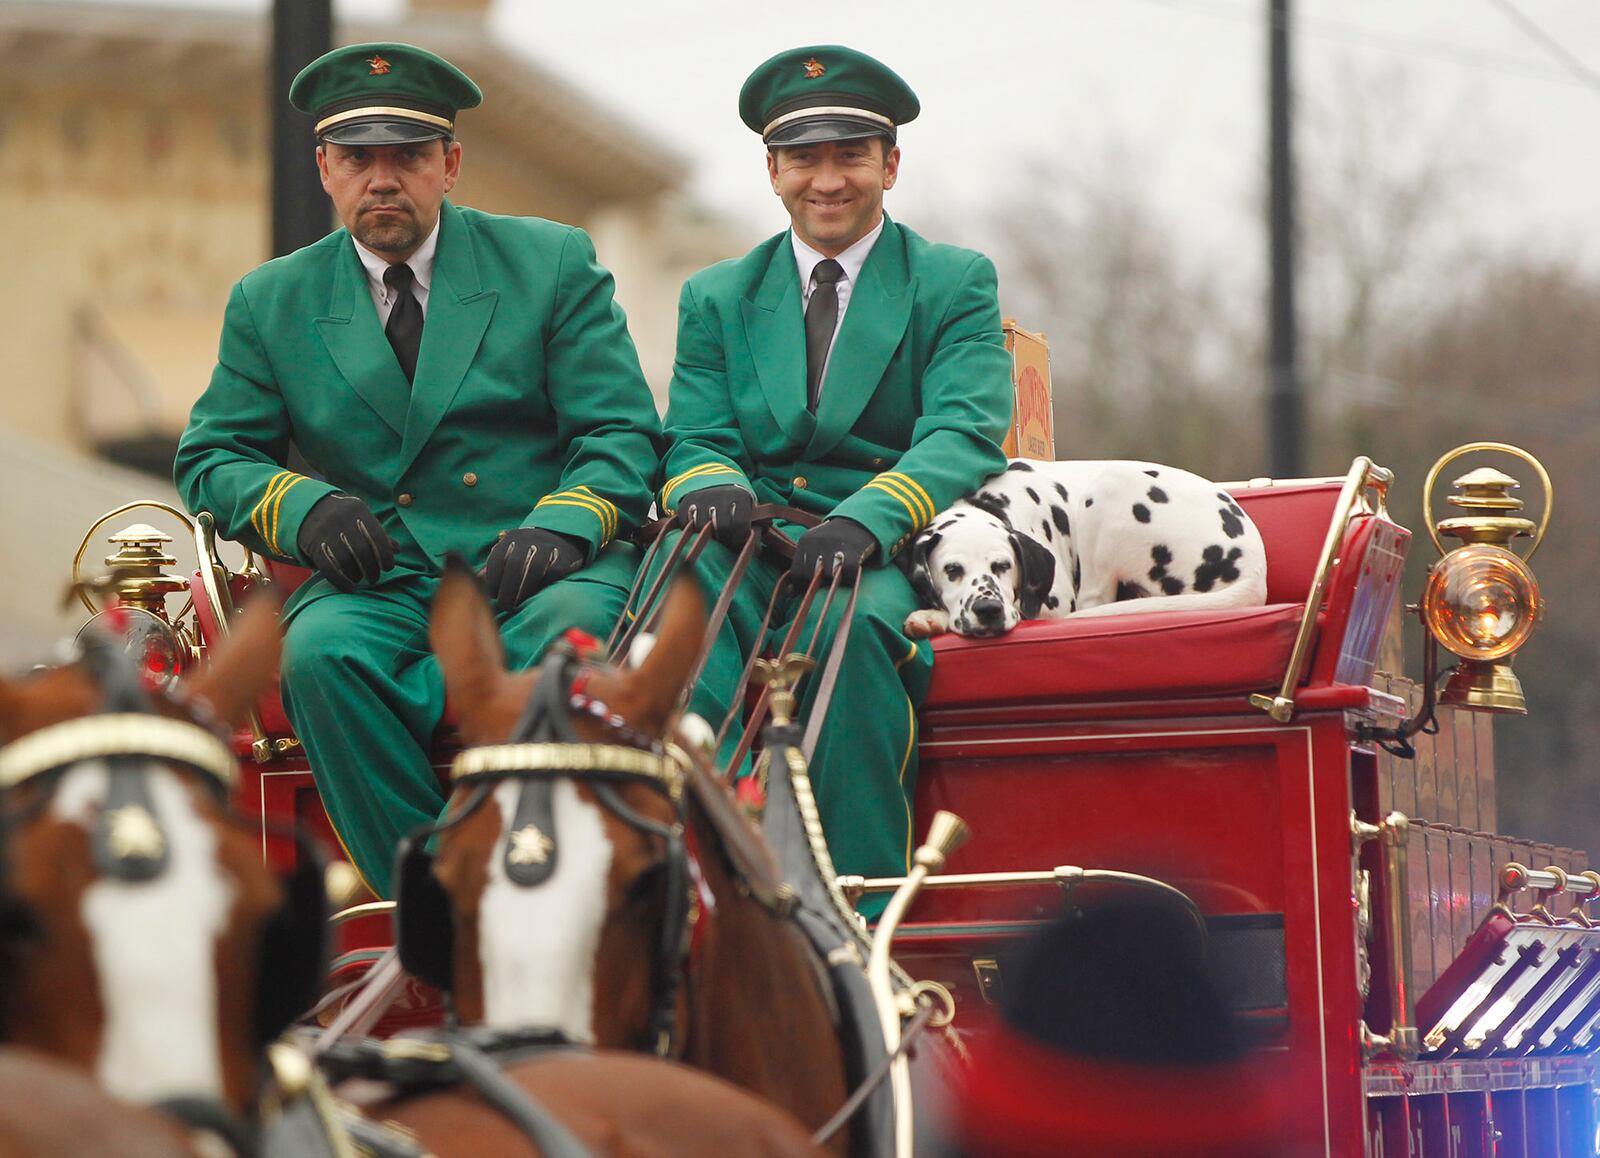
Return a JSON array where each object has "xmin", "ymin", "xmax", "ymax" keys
[{"xmin": 903, "ymin": 459, "xmax": 1268, "ymax": 638}]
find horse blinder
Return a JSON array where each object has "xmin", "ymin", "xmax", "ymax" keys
[
  {"xmin": 394, "ymin": 835, "xmax": 456, "ymax": 995},
  {"xmin": 254, "ymin": 829, "xmax": 331, "ymax": 1048}
]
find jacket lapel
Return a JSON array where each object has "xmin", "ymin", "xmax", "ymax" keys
[
  {"xmin": 398, "ymin": 202, "xmax": 498, "ymax": 473},
  {"xmin": 313, "ymin": 238, "xmax": 410, "ymax": 437},
  {"xmin": 739, "ymin": 239, "xmax": 814, "ymax": 441},
  {"xmin": 807, "ymin": 218, "xmax": 913, "ymax": 458}
]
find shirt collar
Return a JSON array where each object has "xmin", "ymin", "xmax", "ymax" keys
[
  {"xmin": 791, "ymin": 216, "xmax": 885, "ymax": 291},
  {"xmin": 353, "ymin": 215, "xmax": 440, "ymax": 296}
]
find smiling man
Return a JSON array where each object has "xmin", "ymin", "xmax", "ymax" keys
[
  {"xmin": 174, "ymin": 43, "xmax": 661, "ymax": 896},
  {"xmin": 652, "ymin": 46, "xmax": 1014, "ymax": 907}
]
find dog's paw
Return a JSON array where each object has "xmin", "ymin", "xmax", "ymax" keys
[{"xmin": 903, "ymin": 608, "xmax": 951, "ymax": 639}]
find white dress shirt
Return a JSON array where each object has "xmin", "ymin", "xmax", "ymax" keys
[
  {"xmin": 354, "ymin": 216, "xmax": 440, "ymax": 326},
  {"xmin": 791, "ymin": 217, "xmax": 885, "ymax": 395}
]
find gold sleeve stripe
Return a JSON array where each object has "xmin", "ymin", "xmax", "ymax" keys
[
  {"xmin": 864, "ymin": 479, "xmax": 923, "ymax": 526},
  {"xmin": 662, "ymin": 462, "xmax": 730, "ymax": 491},
  {"xmin": 537, "ymin": 489, "xmax": 615, "ymax": 532},
  {"xmin": 661, "ymin": 463, "xmax": 741, "ymax": 504},
  {"xmin": 567, "ymin": 489, "xmax": 618, "ymax": 539},
  {"xmin": 539, "ymin": 491, "xmax": 615, "ymax": 539},
  {"xmin": 883, "ymin": 473, "xmax": 935, "ymax": 525},
  {"xmin": 536, "ymin": 494, "xmax": 615, "ymax": 542},
  {"xmin": 571, "ymin": 486, "xmax": 620, "ymax": 535},
  {"xmin": 268, "ymin": 476, "xmax": 310, "ymax": 556},
  {"xmin": 871, "ymin": 475, "xmax": 932, "ymax": 527},
  {"xmin": 249, "ymin": 471, "xmax": 293, "ymax": 547},
  {"xmin": 659, "ymin": 460, "xmax": 732, "ymax": 502}
]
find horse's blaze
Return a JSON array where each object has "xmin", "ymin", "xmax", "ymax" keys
[
  {"xmin": 477, "ymin": 780, "xmax": 613, "ymax": 1041},
  {"xmin": 50, "ymin": 763, "xmax": 236, "ymax": 1105}
]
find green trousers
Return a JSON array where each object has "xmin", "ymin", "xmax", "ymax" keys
[
  {"xmin": 279, "ymin": 545, "xmax": 636, "ymax": 897},
  {"xmin": 645, "ymin": 532, "xmax": 932, "ymax": 903}
]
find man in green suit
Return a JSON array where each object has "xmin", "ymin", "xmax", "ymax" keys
[
  {"xmin": 175, "ymin": 44, "xmax": 661, "ymax": 896},
  {"xmin": 654, "ymin": 46, "xmax": 1013, "ymax": 902}
]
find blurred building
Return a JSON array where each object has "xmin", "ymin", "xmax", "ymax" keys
[{"xmin": 0, "ymin": 0, "xmax": 745, "ymax": 662}]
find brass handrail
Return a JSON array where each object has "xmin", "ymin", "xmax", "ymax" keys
[
  {"xmin": 1250, "ymin": 456, "xmax": 1394, "ymax": 723},
  {"xmin": 1360, "ymin": 812, "xmax": 1420, "ymax": 1060}
]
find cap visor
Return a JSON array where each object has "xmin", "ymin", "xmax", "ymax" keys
[
  {"xmin": 319, "ymin": 119, "xmax": 450, "ymax": 146},
  {"xmin": 765, "ymin": 116, "xmax": 893, "ymax": 146}
]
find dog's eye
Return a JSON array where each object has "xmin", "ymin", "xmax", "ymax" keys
[
  {"xmin": 991, "ymin": 560, "xmax": 1012, "ymax": 575},
  {"xmin": 944, "ymin": 563, "xmax": 964, "ymax": 582}
]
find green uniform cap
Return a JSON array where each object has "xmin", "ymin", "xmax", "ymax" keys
[
  {"xmin": 739, "ymin": 45, "xmax": 919, "ymax": 146},
  {"xmin": 290, "ymin": 42, "xmax": 482, "ymax": 146}
]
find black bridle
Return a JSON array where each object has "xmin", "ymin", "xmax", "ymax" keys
[{"xmin": 401, "ymin": 642, "xmax": 700, "ymax": 1058}]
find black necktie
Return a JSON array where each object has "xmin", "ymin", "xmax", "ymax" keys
[
  {"xmin": 805, "ymin": 259, "xmax": 844, "ymax": 411},
  {"xmin": 383, "ymin": 262, "xmax": 423, "ymax": 384}
]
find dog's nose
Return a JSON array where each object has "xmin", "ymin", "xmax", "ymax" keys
[{"xmin": 972, "ymin": 597, "xmax": 1006, "ymax": 627}]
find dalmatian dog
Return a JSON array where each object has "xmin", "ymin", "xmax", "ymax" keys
[{"xmin": 902, "ymin": 459, "xmax": 1268, "ymax": 638}]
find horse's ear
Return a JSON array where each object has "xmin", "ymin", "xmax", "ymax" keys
[
  {"xmin": 610, "ymin": 577, "xmax": 706, "ymax": 737},
  {"xmin": 430, "ymin": 559, "xmax": 517, "ymax": 743},
  {"xmin": 189, "ymin": 594, "xmax": 283, "ymax": 730},
  {"xmin": 0, "ymin": 678, "xmax": 18, "ymax": 742}
]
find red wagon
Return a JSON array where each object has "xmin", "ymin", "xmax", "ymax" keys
[{"xmin": 71, "ymin": 442, "xmax": 1586, "ymax": 1156}]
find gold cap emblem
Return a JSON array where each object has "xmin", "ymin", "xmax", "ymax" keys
[
  {"xmin": 367, "ymin": 54, "xmax": 392, "ymax": 76},
  {"xmin": 803, "ymin": 57, "xmax": 825, "ymax": 79}
]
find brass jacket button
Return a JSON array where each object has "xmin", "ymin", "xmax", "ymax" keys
[
  {"xmin": 794, "ymin": 475, "xmax": 808, "ymax": 489},
  {"xmin": 463, "ymin": 472, "xmax": 478, "ymax": 487},
  {"xmin": 397, "ymin": 493, "xmax": 414, "ymax": 508}
]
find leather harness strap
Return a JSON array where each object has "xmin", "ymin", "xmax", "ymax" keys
[{"xmin": 801, "ymin": 579, "xmax": 862, "ymax": 764}]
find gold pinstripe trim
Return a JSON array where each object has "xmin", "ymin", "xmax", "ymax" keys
[
  {"xmin": 250, "ymin": 471, "xmax": 293, "ymax": 548},
  {"xmin": 864, "ymin": 479, "xmax": 924, "ymax": 526},
  {"xmin": 535, "ymin": 497, "xmax": 615, "ymax": 542},
  {"xmin": 540, "ymin": 489, "xmax": 617, "ymax": 539},
  {"xmin": 897, "ymin": 694, "xmax": 917, "ymax": 870},
  {"xmin": 883, "ymin": 472, "xmax": 935, "ymax": 525},
  {"xmin": 315, "ymin": 106, "xmax": 454, "ymax": 137},
  {"xmin": 893, "ymin": 638, "xmax": 920, "ymax": 672},
  {"xmin": 661, "ymin": 463, "xmax": 741, "ymax": 505},
  {"xmin": 269, "ymin": 476, "xmax": 310, "ymax": 555}
]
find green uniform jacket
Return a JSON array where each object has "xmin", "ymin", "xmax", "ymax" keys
[
  {"xmin": 658, "ymin": 216, "xmax": 1012, "ymax": 557},
  {"xmin": 175, "ymin": 201, "xmax": 661, "ymax": 619}
]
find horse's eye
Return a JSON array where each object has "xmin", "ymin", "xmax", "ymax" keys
[
  {"xmin": 625, "ymin": 862, "xmax": 667, "ymax": 909},
  {"xmin": 944, "ymin": 563, "xmax": 964, "ymax": 582},
  {"xmin": 992, "ymin": 560, "xmax": 1012, "ymax": 575}
]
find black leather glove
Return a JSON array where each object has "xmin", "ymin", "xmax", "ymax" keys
[
  {"xmin": 678, "ymin": 484, "xmax": 756, "ymax": 548},
  {"xmin": 790, "ymin": 517, "xmax": 878, "ymax": 587},
  {"xmin": 482, "ymin": 527, "xmax": 586, "ymax": 613},
  {"xmin": 296, "ymin": 493, "xmax": 396, "ymax": 594}
]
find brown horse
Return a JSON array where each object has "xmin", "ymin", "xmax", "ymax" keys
[
  {"xmin": 0, "ymin": 1047, "xmax": 196, "ymax": 1158},
  {"xmin": 0, "ymin": 601, "xmax": 819, "ymax": 1157},
  {"xmin": 408, "ymin": 567, "xmax": 854, "ymax": 1150}
]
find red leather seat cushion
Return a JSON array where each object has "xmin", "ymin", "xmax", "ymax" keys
[{"xmin": 926, "ymin": 603, "xmax": 1306, "ymax": 707}]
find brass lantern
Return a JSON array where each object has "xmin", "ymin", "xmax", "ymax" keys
[{"xmin": 1420, "ymin": 444, "xmax": 1552, "ymax": 714}]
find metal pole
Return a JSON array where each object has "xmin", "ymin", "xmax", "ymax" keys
[
  {"xmin": 1267, "ymin": 0, "xmax": 1303, "ymax": 477},
  {"xmin": 270, "ymin": 0, "xmax": 333, "ymax": 258},
  {"xmin": 271, "ymin": 0, "xmax": 331, "ymax": 481}
]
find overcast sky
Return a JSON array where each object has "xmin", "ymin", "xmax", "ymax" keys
[
  {"xmin": 56, "ymin": 0, "xmax": 1600, "ymax": 264},
  {"xmin": 477, "ymin": 0, "xmax": 1600, "ymax": 266}
]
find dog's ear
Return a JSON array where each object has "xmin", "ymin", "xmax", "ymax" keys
[
  {"xmin": 969, "ymin": 492, "xmax": 1012, "ymax": 527},
  {"xmin": 901, "ymin": 531, "xmax": 943, "ymax": 608},
  {"xmin": 1009, "ymin": 531, "xmax": 1056, "ymax": 620}
]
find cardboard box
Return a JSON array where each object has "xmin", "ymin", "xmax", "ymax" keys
[{"xmin": 1002, "ymin": 320, "xmax": 1054, "ymax": 461}]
